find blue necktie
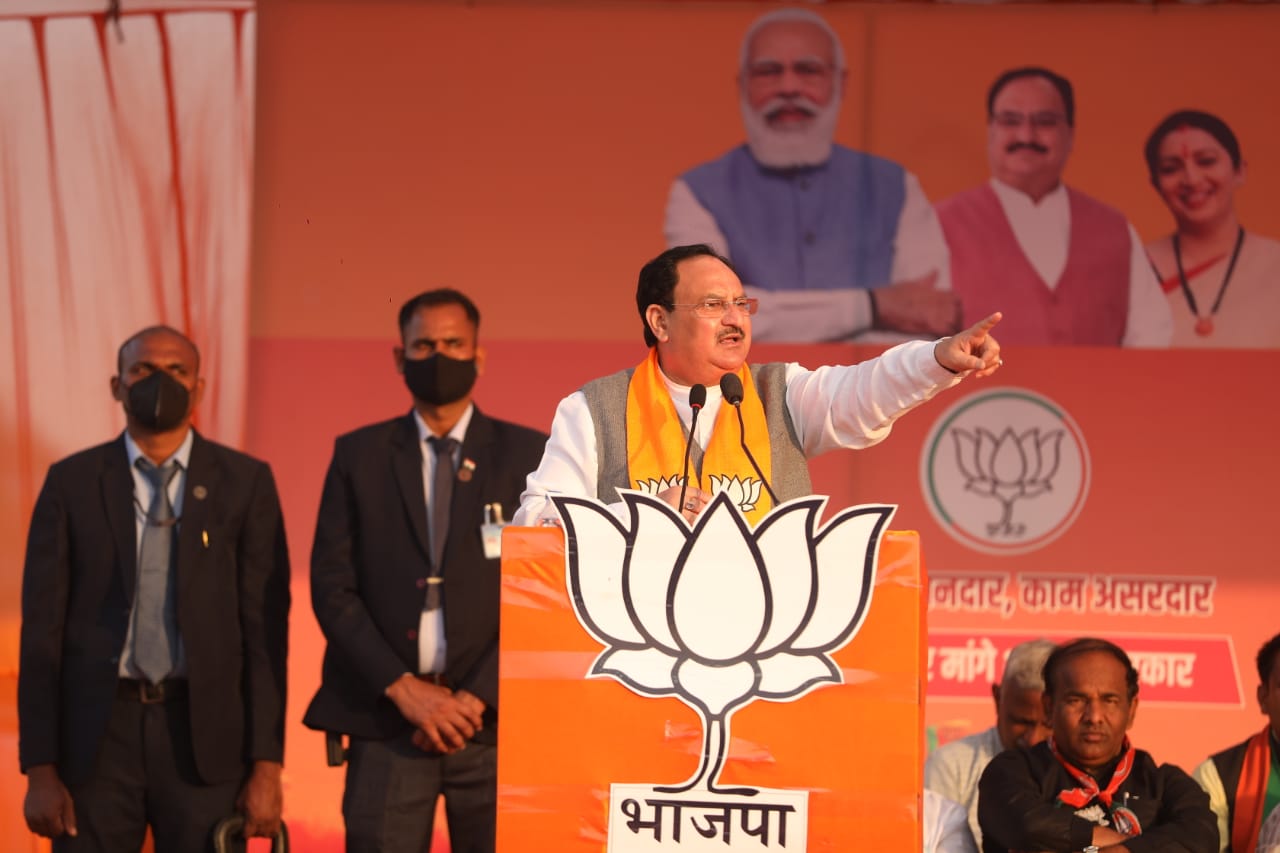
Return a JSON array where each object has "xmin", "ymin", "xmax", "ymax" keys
[
  {"xmin": 134, "ymin": 458, "xmax": 179, "ymax": 683},
  {"xmin": 426, "ymin": 436, "xmax": 458, "ymax": 611}
]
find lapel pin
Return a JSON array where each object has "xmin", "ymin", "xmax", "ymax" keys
[
  {"xmin": 193, "ymin": 485, "xmax": 208, "ymax": 500},
  {"xmin": 202, "ymin": 530, "xmax": 210, "ymax": 549},
  {"xmin": 458, "ymin": 458, "xmax": 476, "ymax": 482}
]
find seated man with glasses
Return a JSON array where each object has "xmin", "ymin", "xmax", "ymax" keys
[
  {"xmin": 514, "ymin": 244, "xmax": 1002, "ymax": 528},
  {"xmin": 933, "ymin": 66, "xmax": 1172, "ymax": 347},
  {"xmin": 663, "ymin": 8, "xmax": 960, "ymax": 344}
]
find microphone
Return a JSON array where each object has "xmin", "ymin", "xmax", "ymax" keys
[
  {"xmin": 718, "ymin": 373, "xmax": 779, "ymax": 506},
  {"xmin": 678, "ymin": 384, "xmax": 706, "ymax": 515},
  {"xmin": 719, "ymin": 373, "xmax": 744, "ymax": 406}
]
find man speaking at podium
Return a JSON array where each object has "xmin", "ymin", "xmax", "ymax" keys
[{"xmin": 514, "ymin": 244, "xmax": 1002, "ymax": 526}]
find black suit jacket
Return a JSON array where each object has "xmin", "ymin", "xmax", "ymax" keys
[
  {"xmin": 303, "ymin": 407, "xmax": 547, "ymax": 743},
  {"xmin": 18, "ymin": 431, "xmax": 291, "ymax": 786},
  {"xmin": 978, "ymin": 741, "xmax": 1218, "ymax": 853}
]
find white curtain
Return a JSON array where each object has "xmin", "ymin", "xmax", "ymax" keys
[{"xmin": 0, "ymin": 2, "xmax": 254, "ymax": 670}]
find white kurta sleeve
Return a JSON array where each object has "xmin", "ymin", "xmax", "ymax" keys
[
  {"xmin": 784, "ymin": 339, "xmax": 961, "ymax": 456},
  {"xmin": 664, "ymin": 178, "xmax": 730, "ymax": 256},
  {"xmin": 514, "ymin": 391, "xmax": 600, "ymax": 526}
]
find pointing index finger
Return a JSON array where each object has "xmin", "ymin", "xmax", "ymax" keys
[{"xmin": 971, "ymin": 311, "xmax": 1003, "ymax": 334}]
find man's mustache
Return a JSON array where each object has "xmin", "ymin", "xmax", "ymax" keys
[
  {"xmin": 761, "ymin": 96, "xmax": 820, "ymax": 122},
  {"xmin": 717, "ymin": 327, "xmax": 745, "ymax": 341},
  {"xmin": 1006, "ymin": 141, "xmax": 1049, "ymax": 154}
]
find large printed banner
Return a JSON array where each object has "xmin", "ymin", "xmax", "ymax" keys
[
  {"xmin": 246, "ymin": 0, "xmax": 1280, "ymax": 355},
  {"xmin": 497, "ymin": 525, "xmax": 927, "ymax": 851}
]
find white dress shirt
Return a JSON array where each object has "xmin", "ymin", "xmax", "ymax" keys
[
  {"xmin": 925, "ymin": 725, "xmax": 1004, "ymax": 848},
  {"xmin": 414, "ymin": 404, "xmax": 473, "ymax": 674},
  {"xmin": 924, "ymin": 789, "xmax": 980, "ymax": 853}
]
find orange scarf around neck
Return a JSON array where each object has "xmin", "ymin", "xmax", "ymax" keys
[{"xmin": 624, "ymin": 348, "xmax": 773, "ymax": 524}]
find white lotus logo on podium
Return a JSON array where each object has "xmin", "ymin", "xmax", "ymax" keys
[{"xmin": 555, "ymin": 491, "xmax": 893, "ymax": 809}]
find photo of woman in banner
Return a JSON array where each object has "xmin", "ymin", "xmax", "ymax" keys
[{"xmin": 1144, "ymin": 110, "xmax": 1280, "ymax": 348}]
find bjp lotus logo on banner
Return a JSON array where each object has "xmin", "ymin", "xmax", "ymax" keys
[
  {"xmin": 553, "ymin": 492, "xmax": 893, "ymax": 851},
  {"xmin": 920, "ymin": 388, "xmax": 1090, "ymax": 556}
]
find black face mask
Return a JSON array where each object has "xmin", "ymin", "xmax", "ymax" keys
[
  {"xmin": 125, "ymin": 371, "xmax": 191, "ymax": 431},
  {"xmin": 402, "ymin": 353, "xmax": 477, "ymax": 406}
]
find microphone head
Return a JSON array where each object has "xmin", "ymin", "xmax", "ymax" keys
[
  {"xmin": 688, "ymin": 383, "xmax": 707, "ymax": 410},
  {"xmin": 719, "ymin": 373, "xmax": 744, "ymax": 405}
]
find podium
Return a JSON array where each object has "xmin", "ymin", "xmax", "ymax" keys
[{"xmin": 495, "ymin": 497, "xmax": 927, "ymax": 851}]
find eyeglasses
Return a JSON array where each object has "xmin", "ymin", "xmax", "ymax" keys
[
  {"xmin": 992, "ymin": 111, "xmax": 1067, "ymax": 130},
  {"xmin": 668, "ymin": 297, "xmax": 759, "ymax": 318},
  {"xmin": 746, "ymin": 59, "xmax": 833, "ymax": 83}
]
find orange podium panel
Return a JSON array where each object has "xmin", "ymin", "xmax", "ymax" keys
[{"xmin": 497, "ymin": 523, "xmax": 925, "ymax": 852}]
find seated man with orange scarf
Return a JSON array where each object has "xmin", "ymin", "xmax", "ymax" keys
[
  {"xmin": 1193, "ymin": 631, "xmax": 1280, "ymax": 853},
  {"xmin": 513, "ymin": 243, "xmax": 1001, "ymax": 528}
]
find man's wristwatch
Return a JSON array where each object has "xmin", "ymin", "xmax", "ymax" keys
[{"xmin": 1083, "ymin": 846, "xmax": 1100, "ymax": 853}]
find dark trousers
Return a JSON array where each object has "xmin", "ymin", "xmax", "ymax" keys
[
  {"xmin": 55, "ymin": 686, "xmax": 241, "ymax": 853},
  {"xmin": 342, "ymin": 733, "xmax": 497, "ymax": 853}
]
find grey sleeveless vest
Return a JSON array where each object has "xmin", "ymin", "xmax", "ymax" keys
[{"xmin": 580, "ymin": 361, "xmax": 812, "ymax": 504}]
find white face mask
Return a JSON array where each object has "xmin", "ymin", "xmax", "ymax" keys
[{"xmin": 740, "ymin": 83, "xmax": 843, "ymax": 169}]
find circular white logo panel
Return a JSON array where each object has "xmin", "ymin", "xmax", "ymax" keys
[{"xmin": 920, "ymin": 388, "xmax": 1090, "ymax": 556}]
